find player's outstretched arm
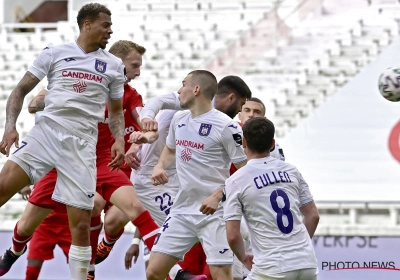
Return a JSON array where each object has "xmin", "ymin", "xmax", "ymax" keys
[
  {"xmin": 0, "ymin": 72, "xmax": 40, "ymax": 156},
  {"xmin": 300, "ymin": 201, "xmax": 320, "ymax": 238},
  {"xmin": 107, "ymin": 98, "xmax": 125, "ymax": 170},
  {"xmin": 129, "ymin": 131, "xmax": 159, "ymax": 145},
  {"xmin": 28, "ymin": 88, "xmax": 48, "ymax": 114},
  {"xmin": 152, "ymin": 145, "xmax": 175, "ymax": 185}
]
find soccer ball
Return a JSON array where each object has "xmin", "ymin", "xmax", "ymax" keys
[{"xmin": 378, "ymin": 67, "xmax": 400, "ymax": 102}]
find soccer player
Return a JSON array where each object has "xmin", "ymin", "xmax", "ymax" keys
[
  {"xmin": 238, "ymin": 97, "xmax": 284, "ymax": 161},
  {"xmin": 99, "ymin": 76, "xmax": 252, "ymax": 279},
  {"xmin": 0, "ymin": 4, "xmax": 125, "ymax": 279},
  {"xmin": 0, "ymin": 38, "xmax": 161, "ymax": 280},
  {"xmin": 147, "ymin": 70, "xmax": 247, "ymax": 280},
  {"xmin": 224, "ymin": 117, "xmax": 320, "ymax": 280}
]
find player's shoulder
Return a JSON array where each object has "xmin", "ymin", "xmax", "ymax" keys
[
  {"xmin": 98, "ymin": 49, "xmax": 124, "ymax": 66},
  {"xmin": 226, "ymin": 165, "xmax": 252, "ymax": 187}
]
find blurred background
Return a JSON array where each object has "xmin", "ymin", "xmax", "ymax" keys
[{"xmin": 1, "ymin": 0, "xmax": 400, "ymax": 279}]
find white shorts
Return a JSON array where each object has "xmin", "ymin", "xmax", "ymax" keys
[
  {"xmin": 132, "ymin": 172, "xmax": 180, "ymax": 226},
  {"xmin": 9, "ymin": 117, "xmax": 96, "ymax": 210},
  {"xmin": 143, "ymin": 242, "xmax": 151, "ymax": 262},
  {"xmin": 152, "ymin": 210, "xmax": 233, "ymax": 266},
  {"xmin": 247, "ymin": 268, "xmax": 318, "ymax": 280}
]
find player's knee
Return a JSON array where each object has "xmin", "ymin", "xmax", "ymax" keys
[
  {"xmin": 104, "ymin": 218, "xmax": 126, "ymax": 235},
  {"xmin": 125, "ymin": 203, "xmax": 146, "ymax": 220},
  {"xmin": 17, "ymin": 219, "xmax": 35, "ymax": 236},
  {"xmin": 146, "ymin": 266, "xmax": 164, "ymax": 280},
  {"xmin": 70, "ymin": 219, "xmax": 90, "ymax": 240}
]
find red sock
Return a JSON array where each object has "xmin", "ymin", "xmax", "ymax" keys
[
  {"xmin": 90, "ymin": 215, "xmax": 102, "ymax": 265},
  {"xmin": 12, "ymin": 222, "xmax": 32, "ymax": 253},
  {"xmin": 132, "ymin": 210, "xmax": 159, "ymax": 250},
  {"xmin": 26, "ymin": 265, "xmax": 41, "ymax": 280},
  {"xmin": 104, "ymin": 227, "xmax": 124, "ymax": 244}
]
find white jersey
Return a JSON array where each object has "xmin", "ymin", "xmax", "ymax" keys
[
  {"xmin": 28, "ymin": 42, "xmax": 125, "ymax": 145},
  {"xmin": 224, "ymin": 157, "xmax": 317, "ymax": 275},
  {"xmin": 166, "ymin": 109, "xmax": 247, "ymax": 215},
  {"xmin": 140, "ymin": 92, "xmax": 286, "ymax": 161},
  {"xmin": 138, "ymin": 110, "xmax": 177, "ymax": 175}
]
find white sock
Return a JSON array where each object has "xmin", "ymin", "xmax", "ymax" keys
[
  {"xmin": 169, "ymin": 264, "xmax": 182, "ymax": 280},
  {"xmin": 88, "ymin": 264, "xmax": 95, "ymax": 272},
  {"xmin": 10, "ymin": 247, "xmax": 25, "ymax": 256},
  {"xmin": 68, "ymin": 245, "xmax": 91, "ymax": 280}
]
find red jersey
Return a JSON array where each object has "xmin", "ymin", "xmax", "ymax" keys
[{"xmin": 96, "ymin": 84, "xmax": 143, "ymax": 163}]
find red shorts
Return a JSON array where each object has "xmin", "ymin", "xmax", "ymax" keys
[
  {"xmin": 96, "ymin": 159, "xmax": 133, "ymax": 203},
  {"xmin": 27, "ymin": 214, "xmax": 71, "ymax": 261},
  {"xmin": 28, "ymin": 169, "xmax": 66, "ymax": 213}
]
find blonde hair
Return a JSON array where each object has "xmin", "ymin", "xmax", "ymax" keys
[{"xmin": 109, "ymin": 40, "xmax": 146, "ymax": 59}]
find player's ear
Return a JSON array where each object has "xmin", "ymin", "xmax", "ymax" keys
[
  {"xmin": 270, "ymin": 139, "xmax": 276, "ymax": 152},
  {"xmin": 242, "ymin": 137, "xmax": 247, "ymax": 149}
]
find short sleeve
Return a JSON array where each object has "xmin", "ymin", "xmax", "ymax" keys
[
  {"xmin": 28, "ymin": 46, "xmax": 53, "ymax": 80},
  {"xmin": 221, "ymin": 121, "xmax": 247, "ymax": 165},
  {"xmin": 165, "ymin": 113, "xmax": 178, "ymax": 149},
  {"xmin": 297, "ymin": 170, "xmax": 314, "ymax": 206},
  {"xmin": 223, "ymin": 179, "xmax": 243, "ymax": 221},
  {"xmin": 109, "ymin": 62, "xmax": 125, "ymax": 100}
]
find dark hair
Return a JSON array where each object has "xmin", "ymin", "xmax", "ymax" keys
[
  {"xmin": 246, "ymin": 97, "xmax": 266, "ymax": 116},
  {"xmin": 188, "ymin": 70, "xmax": 218, "ymax": 100},
  {"xmin": 217, "ymin": 75, "xmax": 252, "ymax": 99},
  {"xmin": 242, "ymin": 118, "xmax": 274, "ymax": 154},
  {"xmin": 77, "ymin": 3, "xmax": 111, "ymax": 29}
]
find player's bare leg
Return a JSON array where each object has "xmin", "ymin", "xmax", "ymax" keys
[
  {"xmin": 87, "ymin": 193, "xmax": 106, "ymax": 279},
  {"xmin": 95, "ymin": 205, "xmax": 129, "ymax": 264},
  {"xmin": 0, "ymin": 202, "xmax": 51, "ymax": 276},
  {"xmin": 108, "ymin": 185, "xmax": 159, "ymax": 250},
  {"xmin": 26, "ymin": 259, "xmax": 44, "ymax": 280},
  {"xmin": 146, "ymin": 252, "xmax": 179, "ymax": 280},
  {"xmin": 67, "ymin": 206, "xmax": 92, "ymax": 280},
  {"xmin": 0, "ymin": 161, "xmax": 31, "ymax": 206},
  {"xmin": 209, "ymin": 265, "xmax": 233, "ymax": 280}
]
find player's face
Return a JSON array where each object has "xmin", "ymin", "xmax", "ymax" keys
[
  {"xmin": 239, "ymin": 101, "xmax": 265, "ymax": 124},
  {"xmin": 224, "ymin": 95, "xmax": 246, "ymax": 119},
  {"xmin": 88, "ymin": 12, "xmax": 113, "ymax": 49},
  {"xmin": 178, "ymin": 75, "xmax": 195, "ymax": 109},
  {"xmin": 123, "ymin": 50, "xmax": 142, "ymax": 83}
]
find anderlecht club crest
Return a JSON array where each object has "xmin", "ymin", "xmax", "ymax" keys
[
  {"xmin": 199, "ymin": 123, "xmax": 212, "ymax": 136},
  {"xmin": 95, "ymin": 59, "xmax": 107, "ymax": 73}
]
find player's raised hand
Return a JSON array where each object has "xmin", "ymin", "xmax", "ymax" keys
[
  {"xmin": 108, "ymin": 139, "xmax": 125, "ymax": 171},
  {"xmin": 0, "ymin": 127, "xmax": 19, "ymax": 156},
  {"xmin": 200, "ymin": 194, "xmax": 220, "ymax": 215},
  {"xmin": 125, "ymin": 144, "xmax": 141, "ymax": 170},
  {"xmin": 125, "ymin": 244, "xmax": 140, "ymax": 270},
  {"xmin": 141, "ymin": 118, "xmax": 158, "ymax": 131},
  {"xmin": 151, "ymin": 165, "xmax": 168, "ymax": 185}
]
